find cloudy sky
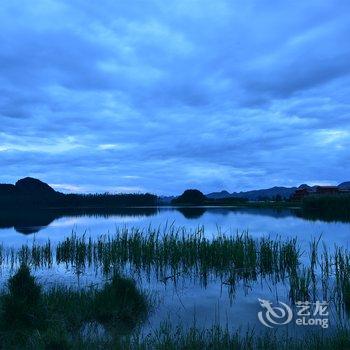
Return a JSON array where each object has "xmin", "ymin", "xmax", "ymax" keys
[{"xmin": 1, "ymin": 1, "xmax": 350, "ymax": 195}]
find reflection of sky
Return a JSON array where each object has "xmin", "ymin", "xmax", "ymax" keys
[
  {"xmin": 0, "ymin": 208, "xmax": 348, "ymax": 336},
  {"xmin": 1, "ymin": 208, "xmax": 350, "ymax": 250},
  {"xmin": 143, "ymin": 275, "xmax": 342, "ymax": 337},
  {"xmin": 0, "ymin": 263, "xmax": 343, "ymax": 337}
]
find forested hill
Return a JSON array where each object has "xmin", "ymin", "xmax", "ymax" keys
[{"xmin": 0, "ymin": 177, "xmax": 157, "ymax": 208}]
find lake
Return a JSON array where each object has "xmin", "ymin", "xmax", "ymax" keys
[
  {"xmin": 1, "ymin": 206, "xmax": 349, "ymax": 247},
  {"xmin": 1, "ymin": 206, "xmax": 349, "ymax": 337}
]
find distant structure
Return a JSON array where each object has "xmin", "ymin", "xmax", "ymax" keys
[
  {"xmin": 315, "ymin": 186, "xmax": 340, "ymax": 194},
  {"xmin": 291, "ymin": 185, "xmax": 350, "ymax": 201},
  {"xmin": 291, "ymin": 188, "xmax": 310, "ymax": 201}
]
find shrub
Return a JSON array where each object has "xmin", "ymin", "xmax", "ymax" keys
[
  {"xmin": 1, "ymin": 264, "xmax": 45, "ymax": 330},
  {"xmin": 93, "ymin": 273, "xmax": 148, "ymax": 334}
]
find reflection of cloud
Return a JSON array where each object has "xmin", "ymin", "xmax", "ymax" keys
[
  {"xmin": 0, "ymin": 1, "xmax": 350, "ymax": 194},
  {"xmin": 51, "ymin": 216, "xmax": 142, "ymax": 228}
]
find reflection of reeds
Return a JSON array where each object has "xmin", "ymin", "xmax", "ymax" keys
[{"xmin": 289, "ymin": 267, "xmax": 312, "ymax": 302}]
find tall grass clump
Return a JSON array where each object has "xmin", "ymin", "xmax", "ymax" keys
[
  {"xmin": 93, "ymin": 273, "xmax": 148, "ymax": 335},
  {"xmin": 0, "ymin": 264, "xmax": 45, "ymax": 331},
  {"xmin": 0, "ymin": 266, "xmax": 150, "ymax": 349},
  {"xmin": 333, "ymin": 247, "xmax": 350, "ymax": 313}
]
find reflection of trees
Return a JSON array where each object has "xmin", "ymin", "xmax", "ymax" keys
[
  {"xmin": 0, "ymin": 207, "xmax": 159, "ymax": 235},
  {"xmin": 295, "ymin": 209, "xmax": 350, "ymax": 223},
  {"xmin": 0, "ymin": 210, "xmax": 57, "ymax": 234},
  {"xmin": 176, "ymin": 205, "xmax": 350, "ymax": 223},
  {"xmin": 176, "ymin": 207, "xmax": 206, "ymax": 219},
  {"xmin": 176, "ymin": 207, "xmax": 296, "ymax": 220},
  {"xmin": 298, "ymin": 195, "xmax": 350, "ymax": 223},
  {"xmin": 2, "ymin": 205, "xmax": 348, "ymax": 236}
]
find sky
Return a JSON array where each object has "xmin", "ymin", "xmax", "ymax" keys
[{"xmin": 1, "ymin": 0, "xmax": 350, "ymax": 195}]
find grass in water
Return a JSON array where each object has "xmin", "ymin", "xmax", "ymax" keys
[
  {"xmin": 2, "ymin": 227, "xmax": 350, "ymax": 311},
  {"xmin": 1, "ymin": 231, "xmax": 350, "ymax": 348},
  {"xmin": 0, "ymin": 265, "xmax": 149, "ymax": 349},
  {"xmin": 0, "ymin": 228, "xmax": 301, "ymax": 285}
]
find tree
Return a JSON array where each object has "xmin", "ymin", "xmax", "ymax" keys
[{"xmin": 171, "ymin": 189, "xmax": 207, "ymax": 205}]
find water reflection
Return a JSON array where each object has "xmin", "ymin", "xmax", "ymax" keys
[
  {"xmin": 0, "ymin": 207, "xmax": 289, "ymax": 234},
  {"xmin": 1, "ymin": 207, "xmax": 350, "ymax": 258},
  {"xmin": 176, "ymin": 207, "xmax": 206, "ymax": 219},
  {"xmin": 0, "ymin": 207, "xmax": 159, "ymax": 234},
  {"xmin": 1, "ymin": 210, "xmax": 350, "ymax": 341}
]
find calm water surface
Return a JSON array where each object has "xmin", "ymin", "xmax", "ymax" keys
[
  {"xmin": 1, "ymin": 206, "xmax": 349, "ymax": 336},
  {"xmin": 1, "ymin": 206, "xmax": 350, "ymax": 247}
]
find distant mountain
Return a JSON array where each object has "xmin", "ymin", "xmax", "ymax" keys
[
  {"xmin": 231, "ymin": 186, "xmax": 298, "ymax": 201},
  {"xmin": 0, "ymin": 184, "xmax": 16, "ymax": 195},
  {"xmin": 15, "ymin": 177, "xmax": 57, "ymax": 195},
  {"xmin": 0, "ymin": 177, "xmax": 157, "ymax": 208},
  {"xmin": 206, "ymin": 190, "xmax": 232, "ymax": 199},
  {"xmin": 207, "ymin": 186, "xmax": 298, "ymax": 201},
  {"xmin": 338, "ymin": 181, "xmax": 350, "ymax": 189},
  {"xmin": 298, "ymin": 184, "xmax": 313, "ymax": 190},
  {"xmin": 0, "ymin": 178, "xmax": 58, "ymax": 197},
  {"xmin": 158, "ymin": 195, "xmax": 175, "ymax": 204},
  {"xmin": 207, "ymin": 182, "xmax": 350, "ymax": 201}
]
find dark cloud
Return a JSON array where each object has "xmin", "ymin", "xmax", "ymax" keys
[{"xmin": 0, "ymin": 0, "xmax": 350, "ymax": 194}]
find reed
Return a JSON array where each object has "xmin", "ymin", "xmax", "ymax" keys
[
  {"xmin": 3, "ymin": 228, "xmax": 350, "ymax": 312},
  {"xmin": 2, "ymin": 231, "xmax": 350, "ymax": 348}
]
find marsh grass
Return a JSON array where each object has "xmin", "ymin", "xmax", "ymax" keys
[
  {"xmin": 11, "ymin": 322, "xmax": 350, "ymax": 350},
  {"xmin": 2, "ymin": 229, "xmax": 350, "ymax": 348},
  {"xmin": 1, "ymin": 265, "xmax": 349, "ymax": 350},
  {"xmin": 11, "ymin": 228, "xmax": 301, "ymax": 284},
  {"xmin": 1, "ymin": 227, "xmax": 350, "ymax": 313},
  {"xmin": 0, "ymin": 228, "xmax": 302, "ymax": 292},
  {"xmin": 119, "ymin": 324, "xmax": 350, "ymax": 350},
  {"xmin": 0, "ymin": 265, "xmax": 149, "ymax": 349}
]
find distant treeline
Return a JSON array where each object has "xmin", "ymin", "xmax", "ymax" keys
[
  {"xmin": 56, "ymin": 193, "xmax": 158, "ymax": 208},
  {"xmin": 0, "ymin": 192, "xmax": 158, "ymax": 209},
  {"xmin": 301, "ymin": 194, "xmax": 350, "ymax": 221},
  {"xmin": 0, "ymin": 178, "xmax": 157, "ymax": 209}
]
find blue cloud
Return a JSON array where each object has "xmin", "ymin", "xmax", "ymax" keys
[{"xmin": 0, "ymin": 0, "xmax": 350, "ymax": 194}]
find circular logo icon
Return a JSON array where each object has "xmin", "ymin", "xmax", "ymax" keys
[{"xmin": 258, "ymin": 298, "xmax": 293, "ymax": 328}]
